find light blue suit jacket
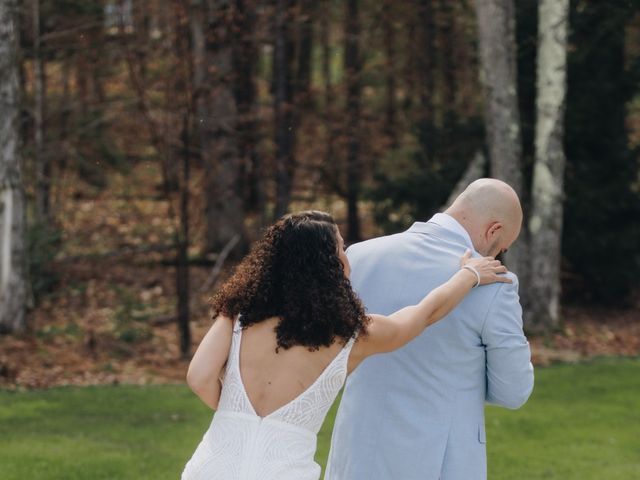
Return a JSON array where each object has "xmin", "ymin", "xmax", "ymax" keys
[{"xmin": 325, "ymin": 221, "xmax": 534, "ymax": 480}]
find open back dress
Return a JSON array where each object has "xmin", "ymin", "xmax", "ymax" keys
[{"xmin": 181, "ymin": 318, "xmax": 356, "ymax": 480}]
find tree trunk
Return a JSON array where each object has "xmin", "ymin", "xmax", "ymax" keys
[
  {"xmin": 75, "ymin": 51, "xmax": 88, "ymax": 116},
  {"xmin": 403, "ymin": 13, "xmax": 418, "ymax": 114},
  {"xmin": 33, "ymin": 0, "xmax": 50, "ymax": 224},
  {"xmin": 54, "ymin": 54, "xmax": 71, "ymax": 212},
  {"xmin": 177, "ymin": 115, "xmax": 191, "ymax": 357},
  {"xmin": 174, "ymin": 0, "xmax": 192, "ymax": 357},
  {"xmin": 344, "ymin": 0, "xmax": 361, "ymax": 242},
  {"xmin": 417, "ymin": 0, "xmax": 436, "ymax": 161},
  {"xmin": 296, "ymin": 0, "xmax": 315, "ymax": 109},
  {"xmin": 474, "ymin": 0, "xmax": 526, "ymax": 279},
  {"xmin": 132, "ymin": 0, "xmax": 150, "ymax": 85},
  {"xmin": 196, "ymin": 0, "xmax": 246, "ymax": 253},
  {"xmin": 0, "ymin": 0, "xmax": 28, "ymax": 333},
  {"xmin": 189, "ymin": 0, "xmax": 206, "ymax": 160},
  {"xmin": 527, "ymin": 0, "xmax": 569, "ymax": 333},
  {"xmin": 233, "ymin": 0, "xmax": 264, "ymax": 226},
  {"xmin": 438, "ymin": 0, "xmax": 457, "ymax": 155},
  {"xmin": 273, "ymin": 0, "xmax": 296, "ymax": 219},
  {"xmin": 159, "ymin": 3, "xmax": 179, "ymax": 193},
  {"xmin": 382, "ymin": 0, "xmax": 397, "ymax": 147},
  {"xmin": 320, "ymin": 0, "xmax": 339, "ymax": 195},
  {"xmin": 474, "ymin": 0, "xmax": 523, "ymax": 192}
]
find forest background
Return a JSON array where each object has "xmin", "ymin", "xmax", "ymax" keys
[{"xmin": 0, "ymin": 0, "xmax": 639, "ymax": 389}]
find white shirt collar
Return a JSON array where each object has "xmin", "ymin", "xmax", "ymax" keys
[{"xmin": 428, "ymin": 213, "xmax": 475, "ymax": 250}]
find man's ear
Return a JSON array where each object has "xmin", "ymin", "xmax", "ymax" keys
[{"xmin": 487, "ymin": 222, "xmax": 503, "ymax": 238}]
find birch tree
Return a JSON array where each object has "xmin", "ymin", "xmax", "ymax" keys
[
  {"xmin": 0, "ymin": 0, "xmax": 28, "ymax": 333},
  {"xmin": 528, "ymin": 0, "xmax": 569, "ymax": 332}
]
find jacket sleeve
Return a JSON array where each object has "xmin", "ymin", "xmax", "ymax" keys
[{"xmin": 481, "ymin": 273, "xmax": 534, "ymax": 409}]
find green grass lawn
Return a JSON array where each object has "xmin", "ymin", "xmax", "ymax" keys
[{"xmin": 1, "ymin": 357, "xmax": 639, "ymax": 479}]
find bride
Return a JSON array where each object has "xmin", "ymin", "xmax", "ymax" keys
[{"xmin": 181, "ymin": 210, "xmax": 510, "ymax": 480}]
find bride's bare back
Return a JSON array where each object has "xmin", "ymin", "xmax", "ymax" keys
[{"xmin": 239, "ymin": 317, "xmax": 347, "ymax": 417}]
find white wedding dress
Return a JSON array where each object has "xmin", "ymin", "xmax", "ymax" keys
[{"xmin": 182, "ymin": 319, "xmax": 356, "ymax": 480}]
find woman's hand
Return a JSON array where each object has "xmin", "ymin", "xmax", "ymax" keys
[{"xmin": 459, "ymin": 249, "xmax": 511, "ymax": 286}]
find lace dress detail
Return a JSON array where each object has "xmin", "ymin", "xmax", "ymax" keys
[{"xmin": 182, "ymin": 319, "xmax": 356, "ymax": 480}]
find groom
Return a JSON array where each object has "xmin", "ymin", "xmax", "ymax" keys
[{"xmin": 326, "ymin": 178, "xmax": 534, "ymax": 480}]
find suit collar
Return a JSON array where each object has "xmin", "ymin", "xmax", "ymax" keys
[{"xmin": 407, "ymin": 215, "xmax": 475, "ymax": 251}]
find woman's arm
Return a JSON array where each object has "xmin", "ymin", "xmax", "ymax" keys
[
  {"xmin": 186, "ymin": 314, "xmax": 234, "ymax": 409},
  {"xmin": 349, "ymin": 251, "xmax": 510, "ymax": 370}
]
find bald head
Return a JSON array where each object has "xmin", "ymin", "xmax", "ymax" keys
[{"xmin": 445, "ymin": 178, "xmax": 523, "ymax": 257}]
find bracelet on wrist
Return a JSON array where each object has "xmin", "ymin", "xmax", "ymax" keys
[{"xmin": 461, "ymin": 265, "xmax": 480, "ymax": 288}]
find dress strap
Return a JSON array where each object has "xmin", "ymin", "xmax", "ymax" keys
[
  {"xmin": 331, "ymin": 334, "xmax": 357, "ymax": 370},
  {"xmin": 344, "ymin": 333, "xmax": 358, "ymax": 353},
  {"xmin": 233, "ymin": 314, "xmax": 242, "ymax": 333},
  {"xmin": 225, "ymin": 316, "xmax": 243, "ymax": 376}
]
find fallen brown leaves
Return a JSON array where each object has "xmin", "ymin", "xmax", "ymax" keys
[
  {"xmin": 3, "ymin": 301, "xmax": 638, "ymax": 390},
  {"xmin": 0, "ymin": 163, "xmax": 213, "ymax": 390},
  {"xmin": 530, "ymin": 307, "xmax": 640, "ymax": 366},
  {"xmin": 0, "ymin": 259, "xmax": 200, "ymax": 389}
]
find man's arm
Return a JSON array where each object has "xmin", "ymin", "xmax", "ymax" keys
[{"xmin": 481, "ymin": 273, "xmax": 534, "ymax": 409}]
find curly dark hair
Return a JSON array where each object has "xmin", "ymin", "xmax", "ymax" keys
[{"xmin": 211, "ymin": 211, "xmax": 369, "ymax": 351}]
